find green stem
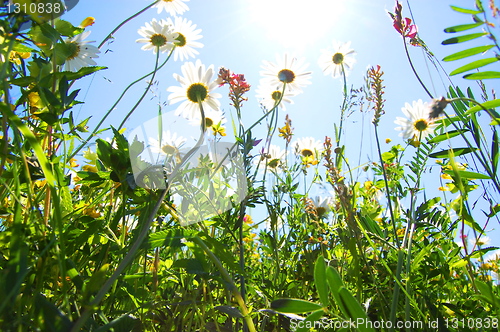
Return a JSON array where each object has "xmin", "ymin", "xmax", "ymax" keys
[
  {"xmin": 192, "ymin": 236, "xmax": 257, "ymax": 332},
  {"xmin": 117, "ymin": 48, "xmax": 162, "ymax": 130},
  {"xmin": 68, "ymin": 48, "xmax": 173, "ymax": 160},
  {"xmin": 402, "ymin": 37, "xmax": 434, "ymax": 99},
  {"xmin": 98, "ymin": 1, "xmax": 160, "ymax": 49}
]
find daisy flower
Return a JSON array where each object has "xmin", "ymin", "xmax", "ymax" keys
[
  {"xmin": 293, "ymin": 137, "xmax": 323, "ymax": 165},
  {"xmin": 153, "ymin": 0, "xmax": 189, "ymax": 15},
  {"xmin": 260, "ymin": 53, "xmax": 312, "ymax": 94},
  {"xmin": 189, "ymin": 108, "xmax": 227, "ymax": 135},
  {"xmin": 166, "ymin": 17, "xmax": 203, "ymax": 61},
  {"xmin": 63, "ymin": 31, "xmax": 100, "ymax": 72},
  {"xmin": 394, "ymin": 99, "xmax": 437, "ymax": 142},
  {"xmin": 318, "ymin": 41, "xmax": 356, "ymax": 78},
  {"xmin": 136, "ymin": 18, "xmax": 178, "ymax": 54},
  {"xmin": 167, "ymin": 60, "xmax": 222, "ymax": 120},
  {"xmin": 470, "ymin": 236, "xmax": 491, "ymax": 248},
  {"xmin": 148, "ymin": 131, "xmax": 187, "ymax": 155},
  {"xmin": 256, "ymin": 144, "xmax": 287, "ymax": 171},
  {"xmin": 312, "ymin": 196, "xmax": 332, "ymax": 217},
  {"xmin": 255, "ymin": 82, "xmax": 295, "ymax": 112}
]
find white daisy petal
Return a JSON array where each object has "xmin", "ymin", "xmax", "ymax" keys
[
  {"xmin": 260, "ymin": 53, "xmax": 312, "ymax": 94},
  {"xmin": 394, "ymin": 99, "xmax": 437, "ymax": 141},
  {"xmin": 167, "ymin": 60, "xmax": 221, "ymax": 121},
  {"xmin": 318, "ymin": 40, "xmax": 357, "ymax": 78},
  {"xmin": 136, "ymin": 19, "xmax": 178, "ymax": 54},
  {"xmin": 167, "ymin": 17, "xmax": 203, "ymax": 62},
  {"xmin": 63, "ymin": 31, "xmax": 100, "ymax": 72},
  {"xmin": 153, "ymin": 0, "xmax": 189, "ymax": 15}
]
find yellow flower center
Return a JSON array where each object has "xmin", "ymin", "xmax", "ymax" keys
[
  {"xmin": 278, "ymin": 69, "xmax": 295, "ymax": 83},
  {"xmin": 271, "ymin": 91, "xmax": 282, "ymax": 101},
  {"xmin": 187, "ymin": 83, "xmax": 209, "ymax": 103},
  {"xmin": 414, "ymin": 119, "xmax": 429, "ymax": 132},
  {"xmin": 66, "ymin": 42, "xmax": 80, "ymax": 60},
  {"xmin": 268, "ymin": 158, "xmax": 280, "ymax": 168},
  {"xmin": 150, "ymin": 33, "xmax": 168, "ymax": 47},
  {"xmin": 205, "ymin": 117, "xmax": 214, "ymax": 128},
  {"xmin": 162, "ymin": 144, "xmax": 178, "ymax": 155},
  {"xmin": 332, "ymin": 52, "xmax": 344, "ymax": 64},
  {"xmin": 175, "ymin": 33, "xmax": 187, "ymax": 47},
  {"xmin": 316, "ymin": 207, "xmax": 326, "ymax": 217},
  {"xmin": 301, "ymin": 149, "xmax": 313, "ymax": 157}
]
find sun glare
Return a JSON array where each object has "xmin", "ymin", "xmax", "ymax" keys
[{"xmin": 249, "ymin": 0, "xmax": 346, "ymax": 51}]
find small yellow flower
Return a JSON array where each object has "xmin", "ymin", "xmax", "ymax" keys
[
  {"xmin": 69, "ymin": 158, "xmax": 79, "ymax": 168},
  {"xmin": 83, "ymin": 165, "xmax": 98, "ymax": 173},
  {"xmin": 212, "ymin": 123, "xmax": 226, "ymax": 137},
  {"xmin": 438, "ymin": 186, "xmax": 449, "ymax": 191},
  {"xmin": 9, "ymin": 50, "xmax": 31, "ymax": 65},
  {"xmin": 79, "ymin": 17, "xmax": 95, "ymax": 28},
  {"xmin": 28, "ymin": 92, "xmax": 44, "ymax": 110},
  {"xmin": 385, "ymin": 138, "xmax": 392, "ymax": 144},
  {"xmin": 83, "ymin": 206, "xmax": 101, "ymax": 218},
  {"xmin": 34, "ymin": 179, "xmax": 47, "ymax": 188},
  {"xmin": 243, "ymin": 215, "xmax": 253, "ymax": 225}
]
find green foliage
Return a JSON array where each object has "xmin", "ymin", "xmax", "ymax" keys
[{"xmin": 1, "ymin": 1, "xmax": 499, "ymax": 331}]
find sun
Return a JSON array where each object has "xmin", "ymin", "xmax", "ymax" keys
[{"xmin": 249, "ymin": 0, "xmax": 347, "ymax": 51}]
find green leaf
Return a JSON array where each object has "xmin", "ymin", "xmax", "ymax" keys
[
  {"xmin": 442, "ymin": 32, "xmax": 488, "ymax": 45},
  {"xmin": 492, "ymin": 131, "xmax": 499, "ymax": 174},
  {"xmin": 271, "ymin": 299, "xmax": 323, "ymax": 314},
  {"xmin": 465, "ymin": 99, "xmax": 500, "ymax": 115},
  {"xmin": 9, "ymin": 76, "xmax": 36, "ymax": 87},
  {"xmin": 172, "ymin": 258, "xmax": 206, "ymax": 274},
  {"xmin": 450, "ymin": 5, "xmax": 483, "ymax": 14},
  {"xmin": 338, "ymin": 288, "xmax": 376, "ymax": 332},
  {"xmin": 214, "ymin": 306, "xmax": 244, "ymax": 318},
  {"xmin": 34, "ymin": 293, "xmax": 72, "ymax": 332},
  {"xmin": 450, "ymin": 57, "xmax": 499, "ymax": 76},
  {"xmin": 314, "ymin": 256, "xmax": 329, "ymax": 308},
  {"xmin": 54, "ymin": 66, "xmax": 107, "ymax": 81},
  {"xmin": 85, "ymin": 264, "xmax": 110, "ymax": 294},
  {"xmin": 55, "ymin": 19, "xmax": 83, "ymax": 37},
  {"xmin": 469, "ymin": 247, "xmax": 500, "ymax": 259},
  {"xmin": 1, "ymin": 103, "xmax": 56, "ymax": 186},
  {"xmin": 444, "ymin": 22, "xmax": 484, "ymax": 33},
  {"xmin": 487, "ymin": 204, "xmax": 500, "ymax": 217},
  {"xmin": 326, "ymin": 266, "xmax": 348, "ymax": 315},
  {"xmin": 427, "ymin": 129, "xmax": 468, "ymax": 143},
  {"xmin": 443, "ymin": 45, "xmax": 495, "ymax": 62},
  {"xmin": 295, "ymin": 310, "xmax": 325, "ymax": 332},
  {"xmin": 428, "ymin": 147, "xmax": 478, "ymax": 158},
  {"xmin": 443, "ymin": 170, "xmax": 491, "ymax": 179},
  {"xmin": 464, "ymin": 71, "xmax": 500, "ymax": 79}
]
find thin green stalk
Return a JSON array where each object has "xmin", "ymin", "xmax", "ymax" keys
[
  {"xmin": 118, "ymin": 49, "xmax": 162, "ymax": 130},
  {"xmin": 98, "ymin": 1, "xmax": 160, "ymax": 49},
  {"xmin": 68, "ymin": 48, "xmax": 173, "ymax": 160},
  {"xmin": 373, "ymin": 127, "xmax": 399, "ymax": 248},
  {"xmin": 192, "ymin": 236, "xmax": 257, "ymax": 332},
  {"xmin": 338, "ymin": 64, "xmax": 348, "ymax": 139},
  {"xmin": 403, "ymin": 37, "xmax": 434, "ymax": 99}
]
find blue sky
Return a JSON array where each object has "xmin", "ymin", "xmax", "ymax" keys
[{"xmin": 61, "ymin": 0, "xmax": 500, "ymax": 238}]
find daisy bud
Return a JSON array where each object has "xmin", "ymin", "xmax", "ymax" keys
[{"xmin": 429, "ymin": 97, "xmax": 449, "ymax": 119}]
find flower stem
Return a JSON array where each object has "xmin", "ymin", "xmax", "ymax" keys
[
  {"xmin": 98, "ymin": 1, "xmax": 160, "ymax": 50},
  {"xmin": 192, "ymin": 236, "xmax": 257, "ymax": 332},
  {"xmin": 69, "ymin": 48, "xmax": 173, "ymax": 160},
  {"xmin": 118, "ymin": 48, "xmax": 162, "ymax": 130},
  {"xmin": 402, "ymin": 38, "xmax": 434, "ymax": 99}
]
